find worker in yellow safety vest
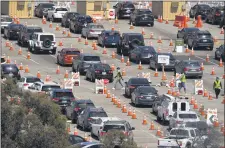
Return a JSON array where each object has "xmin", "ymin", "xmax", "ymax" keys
[
  {"xmin": 213, "ymin": 77, "xmax": 222, "ymax": 99},
  {"xmin": 179, "ymin": 73, "xmax": 186, "ymax": 94}
]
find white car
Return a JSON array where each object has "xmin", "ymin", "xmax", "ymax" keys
[
  {"xmin": 47, "ymin": 6, "xmax": 68, "ymax": 22},
  {"xmin": 17, "ymin": 76, "xmax": 42, "ymax": 90},
  {"xmin": 28, "ymin": 81, "xmax": 60, "ymax": 93},
  {"xmin": 1, "ymin": 15, "xmax": 13, "ymax": 33},
  {"xmin": 169, "ymin": 111, "xmax": 200, "ymax": 129},
  {"xmin": 90, "ymin": 117, "xmax": 120, "ymax": 139}
]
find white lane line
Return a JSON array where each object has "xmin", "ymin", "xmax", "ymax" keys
[
  {"xmin": 50, "ymin": 55, "xmax": 56, "ymax": 58},
  {"xmin": 142, "ymin": 130, "xmax": 157, "ymax": 138},
  {"xmin": 195, "ymin": 55, "xmax": 219, "ymax": 66},
  {"xmin": 22, "ymin": 55, "xmax": 40, "ymax": 65}
]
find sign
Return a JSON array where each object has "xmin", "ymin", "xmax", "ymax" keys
[
  {"xmin": 175, "ymin": 39, "xmax": 184, "ymax": 53},
  {"xmin": 108, "ymin": 9, "xmax": 115, "ymax": 19},
  {"xmin": 194, "ymin": 80, "xmax": 204, "ymax": 95},
  {"xmin": 206, "ymin": 108, "xmax": 217, "ymax": 126},
  {"xmin": 158, "ymin": 55, "xmax": 170, "ymax": 65}
]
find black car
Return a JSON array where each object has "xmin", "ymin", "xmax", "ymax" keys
[
  {"xmin": 130, "ymin": 9, "xmax": 154, "ymax": 26},
  {"xmin": 68, "ymin": 135, "xmax": 86, "ymax": 145},
  {"xmin": 34, "ymin": 3, "xmax": 55, "ymax": 18},
  {"xmin": 206, "ymin": 6, "xmax": 224, "ymax": 25},
  {"xmin": 113, "ymin": 2, "xmax": 135, "ymax": 19},
  {"xmin": 177, "ymin": 27, "xmax": 200, "ymax": 44},
  {"xmin": 97, "ymin": 30, "xmax": 120, "ymax": 47},
  {"xmin": 85, "ymin": 63, "xmax": 113, "ymax": 82},
  {"xmin": 128, "ymin": 46, "xmax": 156, "ymax": 64},
  {"xmin": 61, "ymin": 12, "xmax": 80, "ymax": 28},
  {"xmin": 1, "ymin": 64, "xmax": 21, "ymax": 80},
  {"xmin": 4, "ymin": 23, "xmax": 23, "ymax": 40},
  {"xmin": 69, "ymin": 15, "xmax": 93, "ymax": 33},
  {"xmin": 65, "ymin": 99, "xmax": 95, "ymax": 123},
  {"xmin": 149, "ymin": 53, "xmax": 176, "ymax": 71},
  {"xmin": 117, "ymin": 33, "xmax": 145, "ymax": 56},
  {"xmin": 17, "ymin": 25, "xmax": 43, "ymax": 47},
  {"xmin": 215, "ymin": 44, "xmax": 224, "ymax": 61},
  {"xmin": 189, "ymin": 4, "xmax": 211, "ymax": 20},
  {"xmin": 187, "ymin": 30, "xmax": 214, "ymax": 50},
  {"xmin": 131, "ymin": 86, "xmax": 158, "ymax": 106},
  {"xmin": 49, "ymin": 89, "xmax": 76, "ymax": 110},
  {"xmin": 124, "ymin": 78, "xmax": 150, "ymax": 98}
]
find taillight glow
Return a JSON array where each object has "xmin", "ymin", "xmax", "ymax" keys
[
  {"xmin": 52, "ymin": 98, "xmax": 59, "ymax": 102},
  {"xmin": 184, "ymin": 67, "xmax": 189, "ymax": 71},
  {"xmin": 90, "ymin": 30, "xmax": 94, "ymax": 32},
  {"xmin": 100, "ymin": 131, "xmax": 106, "ymax": 136},
  {"xmin": 129, "ymin": 86, "xmax": 135, "ymax": 89},
  {"xmin": 215, "ymin": 13, "xmax": 220, "ymax": 16},
  {"xmin": 23, "ymin": 83, "xmax": 29, "ymax": 86},
  {"xmin": 74, "ymin": 107, "xmax": 81, "ymax": 111},
  {"xmin": 123, "ymin": 131, "xmax": 128, "ymax": 136},
  {"xmin": 95, "ymin": 70, "xmax": 100, "ymax": 73}
]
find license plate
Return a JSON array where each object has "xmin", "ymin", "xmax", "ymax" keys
[
  {"xmin": 146, "ymin": 97, "xmax": 151, "ymax": 99},
  {"xmin": 62, "ymin": 101, "xmax": 67, "ymax": 103},
  {"xmin": 102, "ymin": 72, "xmax": 106, "ymax": 75},
  {"xmin": 203, "ymin": 40, "xmax": 207, "ymax": 42},
  {"xmin": 112, "ymin": 43, "xmax": 116, "ymax": 45},
  {"xmin": 9, "ymin": 73, "xmax": 13, "ymax": 77},
  {"xmin": 190, "ymin": 69, "xmax": 196, "ymax": 71}
]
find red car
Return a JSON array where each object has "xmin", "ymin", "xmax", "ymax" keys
[{"xmin": 57, "ymin": 48, "xmax": 80, "ymax": 66}]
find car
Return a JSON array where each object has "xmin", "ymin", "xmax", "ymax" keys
[
  {"xmin": 151, "ymin": 95, "xmax": 166, "ymax": 114},
  {"xmin": 131, "ymin": 86, "xmax": 158, "ymax": 107},
  {"xmin": 17, "ymin": 76, "xmax": 42, "ymax": 90},
  {"xmin": 68, "ymin": 135, "xmax": 86, "ymax": 145},
  {"xmin": 90, "ymin": 117, "xmax": 121, "ymax": 139},
  {"xmin": 69, "ymin": 15, "xmax": 93, "ymax": 33},
  {"xmin": 187, "ymin": 30, "xmax": 214, "ymax": 50},
  {"xmin": 189, "ymin": 4, "xmax": 211, "ymax": 20},
  {"xmin": 97, "ymin": 30, "xmax": 120, "ymax": 47},
  {"xmin": 113, "ymin": 2, "xmax": 135, "ymax": 19},
  {"xmin": 219, "ymin": 16, "xmax": 224, "ymax": 28},
  {"xmin": 1, "ymin": 56, "xmax": 6, "ymax": 64},
  {"xmin": 206, "ymin": 6, "xmax": 224, "ymax": 25},
  {"xmin": 85, "ymin": 63, "xmax": 113, "ymax": 82},
  {"xmin": 130, "ymin": 9, "xmax": 154, "ymax": 26},
  {"xmin": 49, "ymin": 89, "xmax": 76, "ymax": 109},
  {"xmin": 28, "ymin": 32, "xmax": 56, "ymax": 54},
  {"xmin": 72, "ymin": 54, "xmax": 101, "ymax": 74},
  {"xmin": 149, "ymin": 53, "xmax": 176, "ymax": 71},
  {"xmin": 71, "ymin": 142, "xmax": 105, "ymax": 148},
  {"xmin": 124, "ymin": 77, "xmax": 150, "ymax": 98},
  {"xmin": 77, "ymin": 107, "xmax": 108, "ymax": 131},
  {"xmin": 215, "ymin": 44, "xmax": 224, "ymax": 61},
  {"xmin": 117, "ymin": 33, "xmax": 145, "ymax": 55},
  {"xmin": 174, "ymin": 60, "xmax": 203, "ymax": 78},
  {"xmin": 57, "ymin": 48, "xmax": 80, "ymax": 66},
  {"xmin": 169, "ymin": 111, "xmax": 200, "ymax": 129},
  {"xmin": 28, "ymin": 81, "xmax": 60, "ymax": 93},
  {"xmin": 100, "ymin": 120, "xmax": 135, "ymax": 143},
  {"xmin": 61, "ymin": 12, "xmax": 80, "ymax": 28},
  {"xmin": 128, "ymin": 46, "xmax": 156, "ymax": 64},
  {"xmin": 81, "ymin": 23, "xmax": 104, "ymax": 39},
  {"xmin": 47, "ymin": 6, "xmax": 68, "ymax": 22},
  {"xmin": 17, "ymin": 25, "xmax": 43, "ymax": 47},
  {"xmin": 1, "ymin": 15, "xmax": 13, "ymax": 33},
  {"xmin": 34, "ymin": 3, "xmax": 55, "ymax": 18},
  {"xmin": 176, "ymin": 27, "xmax": 200, "ymax": 44},
  {"xmin": 66, "ymin": 99, "xmax": 95, "ymax": 123},
  {"xmin": 1, "ymin": 64, "xmax": 21, "ymax": 80},
  {"xmin": 4, "ymin": 23, "xmax": 23, "ymax": 40}
]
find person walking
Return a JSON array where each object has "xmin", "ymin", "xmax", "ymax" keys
[
  {"xmin": 112, "ymin": 67, "xmax": 124, "ymax": 90},
  {"xmin": 179, "ymin": 72, "xmax": 186, "ymax": 94},
  {"xmin": 213, "ymin": 77, "xmax": 222, "ymax": 99}
]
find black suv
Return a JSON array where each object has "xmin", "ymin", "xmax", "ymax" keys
[
  {"xmin": 34, "ymin": 3, "xmax": 55, "ymax": 18},
  {"xmin": 189, "ymin": 4, "xmax": 211, "ymax": 20},
  {"xmin": 206, "ymin": 6, "xmax": 224, "ymax": 25},
  {"xmin": 187, "ymin": 30, "xmax": 214, "ymax": 50},
  {"xmin": 17, "ymin": 25, "xmax": 43, "ymax": 47},
  {"xmin": 130, "ymin": 9, "xmax": 154, "ymax": 26},
  {"xmin": 113, "ymin": 2, "xmax": 135, "ymax": 19},
  {"xmin": 1, "ymin": 64, "xmax": 21, "ymax": 80},
  {"xmin": 69, "ymin": 15, "xmax": 93, "ymax": 33},
  {"xmin": 117, "ymin": 33, "xmax": 145, "ymax": 55}
]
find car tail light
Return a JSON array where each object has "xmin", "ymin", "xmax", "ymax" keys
[
  {"xmin": 138, "ymin": 96, "xmax": 143, "ymax": 98},
  {"xmin": 123, "ymin": 131, "xmax": 128, "ymax": 136},
  {"xmin": 165, "ymin": 109, "xmax": 169, "ymax": 116},
  {"xmin": 88, "ymin": 118, "xmax": 92, "ymax": 121},
  {"xmin": 184, "ymin": 67, "xmax": 189, "ymax": 71},
  {"xmin": 198, "ymin": 68, "xmax": 202, "ymax": 71},
  {"xmin": 23, "ymin": 83, "xmax": 29, "ymax": 86},
  {"xmin": 74, "ymin": 107, "xmax": 81, "ymax": 111},
  {"xmin": 90, "ymin": 30, "xmax": 94, "ymax": 32},
  {"xmin": 215, "ymin": 12, "xmax": 220, "ymax": 16},
  {"xmin": 100, "ymin": 131, "xmax": 106, "ymax": 136},
  {"xmin": 64, "ymin": 55, "xmax": 68, "ymax": 59},
  {"xmin": 95, "ymin": 70, "xmax": 100, "ymax": 73},
  {"xmin": 104, "ymin": 37, "xmax": 108, "ymax": 39},
  {"xmin": 52, "ymin": 98, "xmax": 59, "ymax": 102},
  {"xmin": 129, "ymin": 85, "xmax": 135, "ymax": 89},
  {"xmin": 70, "ymin": 98, "xmax": 76, "ymax": 101},
  {"xmin": 108, "ymin": 70, "xmax": 113, "ymax": 74}
]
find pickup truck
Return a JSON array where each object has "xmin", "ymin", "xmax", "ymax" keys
[{"xmin": 158, "ymin": 127, "xmax": 207, "ymax": 148}]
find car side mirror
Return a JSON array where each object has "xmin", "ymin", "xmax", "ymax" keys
[{"xmin": 131, "ymin": 127, "xmax": 135, "ymax": 130}]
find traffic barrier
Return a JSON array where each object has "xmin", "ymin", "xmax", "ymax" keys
[
  {"xmin": 62, "ymin": 28, "xmax": 66, "ymax": 35},
  {"xmin": 19, "ymin": 63, "xmax": 23, "ymax": 70},
  {"xmin": 6, "ymin": 56, "xmax": 10, "ymax": 64},
  {"xmin": 190, "ymin": 48, "xmax": 194, "ymax": 55},
  {"xmin": 63, "ymin": 79, "xmax": 73, "ymax": 90},
  {"xmin": 72, "ymin": 72, "xmax": 80, "ymax": 86},
  {"xmin": 142, "ymin": 116, "xmax": 147, "ymax": 125},
  {"xmin": 208, "ymin": 92, "xmax": 213, "ymax": 100},
  {"xmin": 106, "ymin": 90, "xmax": 111, "ymax": 98},
  {"xmin": 130, "ymin": 22, "xmax": 134, "ymax": 29},
  {"xmin": 37, "ymin": 71, "xmax": 41, "ymax": 79},
  {"xmin": 138, "ymin": 61, "xmax": 142, "ymax": 70},
  {"xmin": 27, "ymin": 52, "xmax": 31, "ymax": 59},
  {"xmin": 154, "ymin": 69, "xmax": 158, "ymax": 77},
  {"xmin": 206, "ymin": 54, "xmax": 209, "ymax": 62},
  {"xmin": 111, "ymin": 64, "xmax": 115, "ymax": 71},
  {"xmin": 169, "ymin": 39, "xmax": 173, "ymax": 46},
  {"xmin": 219, "ymin": 59, "xmax": 223, "ymax": 67},
  {"xmin": 64, "ymin": 70, "xmax": 69, "ymax": 78},
  {"xmin": 103, "ymin": 86, "xmax": 107, "ymax": 94},
  {"xmin": 56, "ymin": 66, "xmax": 60, "ymax": 74},
  {"xmin": 131, "ymin": 109, "xmax": 137, "ymax": 119},
  {"xmin": 95, "ymin": 79, "xmax": 104, "ymax": 94},
  {"xmin": 18, "ymin": 48, "xmax": 22, "ymax": 55},
  {"xmin": 117, "ymin": 99, "xmax": 121, "ymax": 108},
  {"xmin": 141, "ymin": 28, "xmax": 145, "ymax": 35},
  {"xmin": 150, "ymin": 32, "xmax": 154, "ymax": 39},
  {"xmin": 55, "ymin": 24, "xmax": 60, "ymax": 31},
  {"xmin": 211, "ymin": 67, "xmax": 215, "ymax": 75},
  {"xmin": 201, "ymin": 62, "xmax": 204, "ymax": 70},
  {"xmin": 149, "ymin": 121, "xmax": 155, "ymax": 130},
  {"xmin": 156, "ymin": 127, "xmax": 161, "ymax": 136},
  {"xmin": 45, "ymin": 75, "xmax": 51, "ymax": 82},
  {"xmin": 111, "ymin": 51, "xmax": 116, "ymax": 59},
  {"xmin": 24, "ymin": 65, "xmax": 29, "ymax": 73},
  {"xmin": 195, "ymin": 15, "xmax": 203, "ymax": 28},
  {"xmin": 220, "ymin": 28, "xmax": 224, "ymax": 34},
  {"xmin": 126, "ymin": 58, "xmax": 131, "ymax": 66},
  {"xmin": 49, "ymin": 21, "xmax": 53, "ymax": 28},
  {"xmin": 111, "ymin": 94, "xmax": 115, "ymax": 102},
  {"xmin": 58, "ymin": 39, "xmax": 63, "ymax": 46},
  {"xmin": 122, "ymin": 104, "xmax": 127, "ymax": 113},
  {"xmin": 85, "ymin": 38, "xmax": 88, "ymax": 45},
  {"xmin": 161, "ymin": 72, "xmax": 167, "ymax": 80},
  {"xmin": 142, "ymin": 72, "xmax": 151, "ymax": 82},
  {"xmin": 121, "ymin": 55, "xmax": 124, "ymax": 63},
  {"xmin": 190, "ymin": 96, "xmax": 195, "ymax": 105},
  {"xmin": 74, "ymin": 127, "xmax": 78, "ymax": 136},
  {"xmin": 157, "ymin": 36, "xmax": 162, "ymax": 43},
  {"xmin": 194, "ymin": 80, "xmax": 203, "ymax": 95},
  {"xmin": 127, "ymin": 107, "xmax": 132, "ymax": 116},
  {"xmin": 102, "ymin": 47, "xmax": 107, "ymax": 54}
]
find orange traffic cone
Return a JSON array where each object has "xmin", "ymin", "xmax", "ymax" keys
[
  {"xmin": 27, "ymin": 52, "xmax": 31, "ymax": 59},
  {"xmin": 78, "ymin": 36, "xmax": 82, "ymax": 42},
  {"xmin": 115, "ymin": 17, "xmax": 118, "ymax": 24},
  {"xmin": 113, "ymin": 97, "xmax": 118, "ymax": 105},
  {"xmin": 106, "ymin": 90, "xmax": 111, "ymax": 98},
  {"xmin": 200, "ymin": 109, "xmax": 205, "ymax": 116},
  {"xmin": 154, "ymin": 69, "xmax": 159, "ymax": 77},
  {"xmin": 36, "ymin": 71, "xmax": 41, "ymax": 79},
  {"xmin": 121, "ymin": 55, "xmax": 124, "ymax": 63},
  {"xmin": 6, "ymin": 56, "xmax": 10, "ymax": 64},
  {"xmin": 142, "ymin": 116, "xmax": 148, "ymax": 125},
  {"xmin": 18, "ymin": 48, "xmax": 22, "ymax": 55},
  {"xmin": 117, "ymin": 99, "xmax": 121, "ymax": 108},
  {"xmin": 141, "ymin": 28, "xmax": 145, "ymax": 35},
  {"xmin": 85, "ymin": 38, "xmax": 88, "ymax": 45},
  {"xmin": 45, "ymin": 75, "xmax": 51, "ymax": 82},
  {"xmin": 127, "ymin": 107, "xmax": 132, "ymax": 116},
  {"xmin": 24, "ymin": 65, "xmax": 29, "ymax": 73},
  {"xmin": 206, "ymin": 54, "xmax": 209, "ymax": 62},
  {"xmin": 131, "ymin": 109, "xmax": 137, "ymax": 119},
  {"xmin": 130, "ymin": 22, "xmax": 134, "ymax": 29},
  {"xmin": 64, "ymin": 70, "xmax": 69, "ymax": 78},
  {"xmin": 138, "ymin": 61, "xmax": 142, "ymax": 70},
  {"xmin": 102, "ymin": 47, "xmax": 107, "ymax": 54},
  {"xmin": 93, "ymin": 42, "xmax": 97, "ymax": 50},
  {"xmin": 111, "ymin": 94, "xmax": 115, "ymax": 102},
  {"xmin": 67, "ymin": 31, "xmax": 71, "ymax": 37},
  {"xmin": 9, "ymin": 43, "xmax": 14, "ymax": 51},
  {"xmin": 42, "ymin": 16, "xmax": 46, "ymax": 24},
  {"xmin": 220, "ymin": 27, "xmax": 224, "ymax": 34},
  {"xmin": 122, "ymin": 68, "xmax": 126, "ymax": 76},
  {"xmin": 5, "ymin": 39, "xmax": 10, "ymax": 47},
  {"xmin": 62, "ymin": 28, "xmax": 66, "ymax": 34},
  {"xmin": 190, "ymin": 96, "xmax": 195, "ymax": 105},
  {"xmin": 193, "ymin": 100, "xmax": 198, "ymax": 109},
  {"xmin": 213, "ymin": 119, "xmax": 219, "ymax": 127},
  {"xmin": 185, "ymin": 47, "xmax": 189, "ymax": 53},
  {"xmin": 208, "ymin": 92, "xmax": 213, "ymax": 100},
  {"xmin": 56, "ymin": 66, "xmax": 60, "ymax": 74},
  {"xmin": 112, "ymin": 51, "xmax": 116, "ymax": 59},
  {"xmin": 103, "ymin": 86, "xmax": 107, "ymax": 94},
  {"xmin": 84, "ymin": 133, "xmax": 88, "ymax": 141},
  {"xmin": 165, "ymin": 18, "xmax": 169, "ymax": 24},
  {"xmin": 161, "ymin": 72, "xmax": 167, "ymax": 80},
  {"xmin": 149, "ymin": 121, "xmax": 155, "ymax": 130},
  {"xmin": 219, "ymin": 58, "xmax": 223, "ymax": 67},
  {"xmin": 172, "ymin": 88, "xmax": 177, "ymax": 96},
  {"xmin": 169, "ymin": 76, "xmax": 175, "ymax": 87},
  {"xmin": 211, "ymin": 67, "xmax": 216, "ymax": 75},
  {"xmin": 159, "ymin": 15, "xmax": 163, "ymax": 23},
  {"xmin": 157, "ymin": 36, "xmax": 162, "ymax": 43},
  {"xmin": 111, "ymin": 64, "xmax": 115, "ymax": 71},
  {"xmin": 55, "ymin": 24, "xmax": 60, "ymax": 31},
  {"xmin": 126, "ymin": 58, "xmax": 131, "ymax": 66},
  {"xmin": 195, "ymin": 15, "xmax": 203, "ymax": 28},
  {"xmin": 74, "ymin": 127, "xmax": 78, "ymax": 136},
  {"xmin": 19, "ymin": 63, "xmax": 23, "ymax": 70},
  {"xmin": 203, "ymin": 89, "xmax": 208, "ymax": 97},
  {"xmin": 49, "ymin": 21, "xmax": 53, "ymax": 28},
  {"xmin": 111, "ymin": 25, "xmax": 115, "ymax": 31},
  {"xmin": 58, "ymin": 40, "xmax": 63, "ymax": 46},
  {"xmin": 222, "ymin": 98, "xmax": 225, "ymax": 104},
  {"xmin": 156, "ymin": 127, "xmax": 161, "ymax": 136},
  {"xmin": 201, "ymin": 62, "xmax": 204, "ymax": 70},
  {"xmin": 150, "ymin": 32, "xmax": 154, "ymax": 39},
  {"xmin": 122, "ymin": 104, "xmax": 127, "ymax": 113},
  {"xmin": 169, "ymin": 39, "xmax": 173, "ymax": 46},
  {"xmin": 167, "ymin": 88, "xmax": 172, "ymax": 94}
]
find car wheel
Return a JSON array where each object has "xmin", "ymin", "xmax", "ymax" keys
[
  {"xmin": 51, "ymin": 49, "xmax": 56, "ymax": 55},
  {"xmin": 162, "ymin": 115, "xmax": 166, "ymax": 125},
  {"xmin": 157, "ymin": 115, "xmax": 161, "ymax": 121},
  {"xmin": 21, "ymin": 37, "xmax": 25, "ymax": 47},
  {"xmin": 209, "ymin": 47, "xmax": 213, "ymax": 51},
  {"xmin": 150, "ymin": 22, "xmax": 154, "ymax": 27},
  {"xmin": 198, "ymin": 76, "xmax": 202, "ymax": 79},
  {"xmin": 61, "ymin": 22, "xmax": 64, "ymax": 27},
  {"xmin": 85, "ymin": 73, "xmax": 89, "ymax": 80}
]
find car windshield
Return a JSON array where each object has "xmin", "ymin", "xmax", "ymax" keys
[
  {"xmin": 199, "ymin": 5, "xmax": 210, "ymax": 9},
  {"xmin": 40, "ymin": 35, "xmax": 54, "ymax": 41},
  {"xmin": 42, "ymin": 85, "xmax": 60, "ymax": 91},
  {"xmin": 130, "ymin": 78, "xmax": 149, "ymax": 85},
  {"xmin": 78, "ymin": 17, "xmax": 92, "ymax": 23},
  {"xmin": 10, "ymin": 24, "xmax": 22, "ymax": 30},
  {"xmin": 89, "ymin": 112, "xmax": 107, "ymax": 117},
  {"xmin": 55, "ymin": 91, "xmax": 74, "ymax": 97},
  {"xmin": 56, "ymin": 8, "xmax": 67, "ymax": 11},
  {"xmin": 2, "ymin": 65, "xmax": 19, "ymax": 73},
  {"xmin": 78, "ymin": 103, "xmax": 95, "ymax": 108},
  {"xmin": 198, "ymin": 34, "xmax": 211, "ymax": 38},
  {"xmin": 186, "ymin": 28, "xmax": 199, "ymax": 32},
  {"xmin": 179, "ymin": 114, "xmax": 197, "ymax": 119},
  {"xmin": 170, "ymin": 129, "xmax": 189, "ymax": 137},
  {"xmin": 141, "ymin": 47, "xmax": 156, "ymax": 53},
  {"xmin": 90, "ymin": 25, "xmax": 104, "ymax": 29},
  {"xmin": 123, "ymin": 3, "xmax": 134, "ymax": 8},
  {"xmin": 26, "ymin": 78, "xmax": 41, "ymax": 83},
  {"xmin": 2, "ymin": 17, "xmax": 12, "ymax": 22},
  {"xmin": 94, "ymin": 64, "xmax": 110, "ymax": 70},
  {"xmin": 105, "ymin": 32, "xmax": 120, "ymax": 36},
  {"xmin": 185, "ymin": 61, "xmax": 200, "ymax": 66},
  {"xmin": 129, "ymin": 35, "xmax": 144, "ymax": 42},
  {"xmin": 139, "ymin": 87, "xmax": 157, "ymax": 94},
  {"xmin": 27, "ymin": 28, "xmax": 43, "ymax": 33},
  {"xmin": 103, "ymin": 125, "xmax": 125, "ymax": 132},
  {"xmin": 66, "ymin": 50, "xmax": 80, "ymax": 55},
  {"xmin": 83, "ymin": 56, "xmax": 100, "ymax": 61},
  {"xmin": 138, "ymin": 10, "xmax": 152, "ymax": 15},
  {"xmin": 42, "ymin": 4, "xmax": 54, "ymax": 8}
]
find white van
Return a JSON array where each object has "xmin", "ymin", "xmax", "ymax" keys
[{"xmin": 157, "ymin": 94, "xmax": 190, "ymax": 124}]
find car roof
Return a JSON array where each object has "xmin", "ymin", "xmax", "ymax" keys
[
  {"xmin": 34, "ymin": 32, "xmax": 54, "ymax": 35},
  {"xmin": 62, "ymin": 48, "xmax": 80, "ymax": 51},
  {"xmin": 123, "ymin": 33, "xmax": 143, "ymax": 36},
  {"xmin": 77, "ymin": 15, "xmax": 91, "ymax": 18},
  {"xmin": 91, "ymin": 117, "xmax": 121, "ymax": 121},
  {"xmin": 22, "ymin": 76, "xmax": 40, "ymax": 79},
  {"xmin": 87, "ymin": 107, "xmax": 104, "ymax": 112},
  {"xmin": 197, "ymin": 30, "xmax": 210, "ymax": 34}
]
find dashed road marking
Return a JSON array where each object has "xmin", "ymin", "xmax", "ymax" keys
[{"xmin": 22, "ymin": 55, "xmax": 40, "ymax": 65}]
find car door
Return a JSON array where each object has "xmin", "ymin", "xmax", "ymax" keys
[
  {"xmin": 130, "ymin": 48, "xmax": 136, "ymax": 59},
  {"xmin": 98, "ymin": 31, "xmax": 104, "ymax": 45}
]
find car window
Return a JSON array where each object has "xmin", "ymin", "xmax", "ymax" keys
[
  {"xmin": 94, "ymin": 64, "xmax": 110, "ymax": 70},
  {"xmin": 103, "ymin": 125, "xmax": 125, "ymax": 132},
  {"xmin": 65, "ymin": 50, "xmax": 80, "ymax": 55},
  {"xmin": 55, "ymin": 8, "xmax": 67, "ymax": 11},
  {"xmin": 89, "ymin": 111, "xmax": 107, "ymax": 118},
  {"xmin": 130, "ymin": 78, "xmax": 149, "ymax": 85},
  {"xmin": 40, "ymin": 35, "xmax": 54, "ymax": 41},
  {"xmin": 128, "ymin": 35, "xmax": 144, "ymax": 42},
  {"xmin": 41, "ymin": 85, "xmax": 60, "ymax": 91},
  {"xmin": 105, "ymin": 32, "xmax": 120, "ymax": 36},
  {"xmin": 42, "ymin": 4, "xmax": 54, "ymax": 8},
  {"xmin": 170, "ymin": 129, "xmax": 189, "ymax": 137},
  {"xmin": 83, "ymin": 56, "xmax": 100, "ymax": 61},
  {"xmin": 27, "ymin": 28, "xmax": 43, "ymax": 33},
  {"xmin": 137, "ymin": 10, "xmax": 152, "ymax": 15},
  {"xmin": 26, "ymin": 77, "xmax": 41, "ymax": 83},
  {"xmin": 185, "ymin": 61, "xmax": 200, "ymax": 66},
  {"xmin": 2, "ymin": 65, "xmax": 19, "ymax": 73},
  {"xmin": 198, "ymin": 34, "xmax": 211, "ymax": 38},
  {"xmin": 78, "ymin": 17, "xmax": 92, "ymax": 23},
  {"xmin": 78, "ymin": 103, "xmax": 95, "ymax": 108},
  {"xmin": 54, "ymin": 91, "xmax": 74, "ymax": 98},
  {"xmin": 179, "ymin": 114, "xmax": 197, "ymax": 119},
  {"xmin": 181, "ymin": 102, "xmax": 186, "ymax": 111},
  {"xmin": 122, "ymin": 3, "xmax": 134, "ymax": 8},
  {"xmin": 19, "ymin": 78, "xmax": 25, "ymax": 82},
  {"xmin": 139, "ymin": 87, "xmax": 157, "ymax": 94},
  {"xmin": 172, "ymin": 103, "xmax": 177, "ymax": 111}
]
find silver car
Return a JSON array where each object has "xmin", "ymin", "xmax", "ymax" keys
[
  {"xmin": 81, "ymin": 23, "xmax": 104, "ymax": 39},
  {"xmin": 174, "ymin": 60, "xmax": 203, "ymax": 78},
  {"xmin": 1, "ymin": 15, "xmax": 13, "ymax": 33}
]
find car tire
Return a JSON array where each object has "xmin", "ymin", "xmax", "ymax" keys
[
  {"xmin": 61, "ymin": 22, "xmax": 64, "ymax": 27},
  {"xmin": 72, "ymin": 119, "xmax": 77, "ymax": 124},
  {"xmin": 91, "ymin": 75, "xmax": 95, "ymax": 82},
  {"xmin": 209, "ymin": 47, "xmax": 213, "ymax": 51},
  {"xmin": 82, "ymin": 122, "xmax": 87, "ymax": 131},
  {"xmin": 198, "ymin": 76, "xmax": 202, "ymax": 79},
  {"xmin": 150, "ymin": 22, "xmax": 154, "ymax": 27},
  {"xmin": 157, "ymin": 115, "xmax": 161, "ymax": 121},
  {"xmin": 117, "ymin": 45, "xmax": 121, "ymax": 54},
  {"xmin": 109, "ymin": 78, "xmax": 113, "ymax": 83},
  {"xmin": 85, "ymin": 73, "xmax": 89, "ymax": 80},
  {"xmin": 51, "ymin": 49, "xmax": 56, "ymax": 55}
]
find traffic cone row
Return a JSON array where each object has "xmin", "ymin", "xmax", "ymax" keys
[
  {"xmin": 126, "ymin": 58, "xmax": 131, "ymax": 66},
  {"xmin": 203, "ymin": 89, "xmax": 208, "ymax": 97},
  {"xmin": 106, "ymin": 90, "xmax": 111, "ymax": 98},
  {"xmin": 219, "ymin": 58, "xmax": 223, "ymax": 67}
]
